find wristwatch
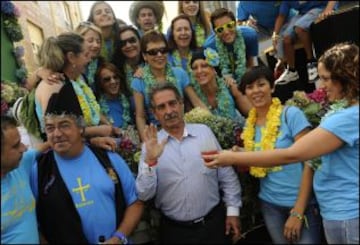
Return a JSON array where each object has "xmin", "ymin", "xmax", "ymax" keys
[{"xmin": 113, "ymin": 231, "xmax": 128, "ymax": 244}]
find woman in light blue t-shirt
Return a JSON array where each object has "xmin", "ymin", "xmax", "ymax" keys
[{"xmin": 204, "ymin": 43, "xmax": 359, "ymax": 245}]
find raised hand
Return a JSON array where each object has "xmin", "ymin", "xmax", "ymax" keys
[{"xmin": 143, "ymin": 124, "xmax": 167, "ymax": 163}]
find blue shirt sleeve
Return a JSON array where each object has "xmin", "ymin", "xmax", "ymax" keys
[
  {"xmin": 284, "ymin": 106, "xmax": 311, "ymax": 137},
  {"xmin": 237, "ymin": 2, "xmax": 249, "ymax": 21},
  {"xmin": 238, "ymin": 26, "xmax": 259, "ymax": 57},
  {"xmin": 107, "ymin": 152, "xmax": 138, "ymax": 206},
  {"xmin": 203, "ymin": 32, "xmax": 216, "ymax": 50}
]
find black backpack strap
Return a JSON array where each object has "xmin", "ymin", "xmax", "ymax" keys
[{"xmin": 87, "ymin": 145, "xmax": 126, "ymax": 227}]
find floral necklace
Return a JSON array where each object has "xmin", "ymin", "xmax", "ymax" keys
[
  {"xmin": 242, "ymin": 97, "xmax": 283, "ymax": 178},
  {"xmin": 86, "ymin": 58, "xmax": 98, "ymax": 88},
  {"xmin": 99, "ymin": 93, "xmax": 131, "ymax": 129},
  {"xmin": 71, "ymin": 77, "xmax": 100, "ymax": 126},
  {"xmin": 194, "ymin": 22, "xmax": 205, "ymax": 47},
  {"xmin": 321, "ymin": 99, "xmax": 348, "ymax": 122},
  {"xmin": 101, "ymin": 37, "xmax": 113, "ymax": 61},
  {"xmin": 124, "ymin": 63, "xmax": 137, "ymax": 90},
  {"xmin": 215, "ymin": 30, "xmax": 246, "ymax": 82},
  {"xmin": 142, "ymin": 64, "xmax": 180, "ymax": 100},
  {"xmin": 171, "ymin": 50, "xmax": 192, "ymax": 74},
  {"xmin": 192, "ymin": 76, "xmax": 235, "ymax": 119}
]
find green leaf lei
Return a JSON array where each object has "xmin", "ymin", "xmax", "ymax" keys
[
  {"xmin": 215, "ymin": 29, "xmax": 246, "ymax": 82},
  {"xmin": 194, "ymin": 22, "xmax": 205, "ymax": 47},
  {"xmin": 171, "ymin": 50, "xmax": 192, "ymax": 74},
  {"xmin": 142, "ymin": 64, "xmax": 181, "ymax": 101},
  {"xmin": 98, "ymin": 94, "xmax": 132, "ymax": 129},
  {"xmin": 86, "ymin": 59, "xmax": 99, "ymax": 88},
  {"xmin": 191, "ymin": 76, "xmax": 235, "ymax": 119}
]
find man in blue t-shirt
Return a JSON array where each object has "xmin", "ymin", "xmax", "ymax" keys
[
  {"xmin": 1, "ymin": 115, "xmax": 50, "ymax": 244},
  {"xmin": 30, "ymin": 91, "xmax": 143, "ymax": 244}
]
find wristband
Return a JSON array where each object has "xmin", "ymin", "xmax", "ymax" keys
[
  {"xmin": 113, "ymin": 231, "xmax": 128, "ymax": 244},
  {"xmin": 290, "ymin": 210, "xmax": 309, "ymax": 229}
]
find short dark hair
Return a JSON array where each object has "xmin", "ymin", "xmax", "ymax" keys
[
  {"xmin": 140, "ymin": 30, "xmax": 169, "ymax": 54},
  {"xmin": 149, "ymin": 83, "xmax": 182, "ymax": 109},
  {"xmin": 238, "ymin": 66, "xmax": 275, "ymax": 94},
  {"xmin": 210, "ymin": 8, "xmax": 236, "ymax": 30},
  {"xmin": 1, "ymin": 115, "xmax": 18, "ymax": 151}
]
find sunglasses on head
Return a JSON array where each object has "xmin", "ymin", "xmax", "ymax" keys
[
  {"xmin": 119, "ymin": 36, "xmax": 137, "ymax": 47},
  {"xmin": 145, "ymin": 47, "xmax": 169, "ymax": 56},
  {"xmin": 79, "ymin": 21, "xmax": 93, "ymax": 27},
  {"xmin": 214, "ymin": 21, "xmax": 236, "ymax": 34}
]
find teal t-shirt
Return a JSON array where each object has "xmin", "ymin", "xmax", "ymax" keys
[
  {"xmin": 315, "ymin": 105, "xmax": 359, "ymax": 220},
  {"xmin": 258, "ymin": 106, "xmax": 311, "ymax": 207},
  {"xmin": 1, "ymin": 149, "xmax": 39, "ymax": 244}
]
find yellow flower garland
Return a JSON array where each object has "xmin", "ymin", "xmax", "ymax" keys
[{"xmin": 242, "ymin": 97, "xmax": 283, "ymax": 178}]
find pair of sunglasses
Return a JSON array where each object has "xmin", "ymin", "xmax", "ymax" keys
[
  {"xmin": 119, "ymin": 36, "xmax": 137, "ymax": 47},
  {"xmin": 214, "ymin": 21, "xmax": 236, "ymax": 34},
  {"xmin": 101, "ymin": 75, "xmax": 120, "ymax": 83},
  {"xmin": 145, "ymin": 47, "xmax": 169, "ymax": 56}
]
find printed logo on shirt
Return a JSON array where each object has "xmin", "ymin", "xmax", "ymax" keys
[{"xmin": 72, "ymin": 177, "xmax": 94, "ymax": 208}]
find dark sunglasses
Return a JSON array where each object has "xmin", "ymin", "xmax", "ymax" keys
[
  {"xmin": 214, "ymin": 21, "xmax": 236, "ymax": 34},
  {"xmin": 101, "ymin": 75, "xmax": 120, "ymax": 83},
  {"xmin": 145, "ymin": 47, "xmax": 169, "ymax": 56},
  {"xmin": 119, "ymin": 36, "xmax": 137, "ymax": 47}
]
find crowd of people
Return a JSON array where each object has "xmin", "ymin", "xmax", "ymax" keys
[{"xmin": 1, "ymin": 1, "xmax": 358, "ymax": 244}]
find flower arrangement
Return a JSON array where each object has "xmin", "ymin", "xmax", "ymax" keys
[
  {"xmin": 115, "ymin": 126, "xmax": 141, "ymax": 176},
  {"xmin": 286, "ymin": 88, "xmax": 329, "ymax": 128},
  {"xmin": 1, "ymin": 80, "xmax": 28, "ymax": 115},
  {"xmin": 286, "ymin": 88, "xmax": 330, "ymax": 170},
  {"xmin": 204, "ymin": 47, "xmax": 219, "ymax": 67},
  {"xmin": 1, "ymin": 1, "xmax": 23, "ymax": 42},
  {"xmin": 184, "ymin": 107, "xmax": 243, "ymax": 149}
]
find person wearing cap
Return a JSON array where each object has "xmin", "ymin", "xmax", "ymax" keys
[
  {"xmin": 135, "ymin": 82, "xmax": 242, "ymax": 244},
  {"xmin": 190, "ymin": 47, "xmax": 251, "ymax": 122},
  {"xmin": 30, "ymin": 91, "xmax": 143, "ymax": 244},
  {"xmin": 203, "ymin": 8, "xmax": 258, "ymax": 86},
  {"xmin": 129, "ymin": 1, "xmax": 165, "ymax": 37}
]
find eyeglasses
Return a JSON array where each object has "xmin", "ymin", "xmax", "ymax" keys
[
  {"xmin": 145, "ymin": 47, "xmax": 169, "ymax": 56},
  {"xmin": 214, "ymin": 21, "xmax": 236, "ymax": 34},
  {"xmin": 119, "ymin": 36, "xmax": 137, "ymax": 47},
  {"xmin": 101, "ymin": 75, "xmax": 120, "ymax": 83}
]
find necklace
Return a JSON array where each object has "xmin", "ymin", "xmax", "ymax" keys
[
  {"xmin": 171, "ymin": 50, "xmax": 192, "ymax": 74},
  {"xmin": 321, "ymin": 99, "xmax": 348, "ymax": 122},
  {"xmin": 71, "ymin": 76, "xmax": 100, "ymax": 126},
  {"xmin": 192, "ymin": 76, "xmax": 235, "ymax": 119},
  {"xmin": 216, "ymin": 30, "xmax": 246, "ymax": 82},
  {"xmin": 101, "ymin": 38, "xmax": 113, "ymax": 61},
  {"xmin": 242, "ymin": 97, "xmax": 283, "ymax": 178},
  {"xmin": 142, "ymin": 64, "xmax": 180, "ymax": 101},
  {"xmin": 194, "ymin": 22, "xmax": 205, "ymax": 47},
  {"xmin": 99, "ymin": 94, "xmax": 131, "ymax": 129},
  {"xmin": 86, "ymin": 58, "xmax": 98, "ymax": 88}
]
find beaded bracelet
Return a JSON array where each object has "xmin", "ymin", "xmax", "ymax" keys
[{"xmin": 290, "ymin": 210, "xmax": 309, "ymax": 229}]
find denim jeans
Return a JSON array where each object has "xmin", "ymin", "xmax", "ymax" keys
[
  {"xmin": 261, "ymin": 200, "xmax": 322, "ymax": 244},
  {"xmin": 323, "ymin": 217, "xmax": 359, "ymax": 244}
]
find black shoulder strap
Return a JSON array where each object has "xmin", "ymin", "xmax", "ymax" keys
[{"xmin": 87, "ymin": 145, "xmax": 126, "ymax": 227}]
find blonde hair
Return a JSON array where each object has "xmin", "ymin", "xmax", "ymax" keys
[
  {"xmin": 74, "ymin": 21, "xmax": 102, "ymax": 39},
  {"xmin": 38, "ymin": 32, "xmax": 84, "ymax": 71}
]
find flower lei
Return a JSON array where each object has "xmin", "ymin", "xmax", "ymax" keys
[
  {"xmin": 192, "ymin": 77, "xmax": 235, "ymax": 119},
  {"xmin": 71, "ymin": 77, "xmax": 100, "ymax": 126},
  {"xmin": 86, "ymin": 59, "xmax": 99, "ymax": 88},
  {"xmin": 215, "ymin": 29, "xmax": 246, "ymax": 82},
  {"xmin": 194, "ymin": 22, "xmax": 205, "ymax": 47},
  {"xmin": 242, "ymin": 97, "xmax": 283, "ymax": 178},
  {"xmin": 98, "ymin": 94, "xmax": 131, "ymax": 129},
  {"xmin": 101, "ymin": 37, "xmax": 113, "ymax": 61},
  {"xmin": 171, "ymin": 50, "xmax": 192, "ymax": 74},
  {"xmin": 320, "ymin": 99, "xmax": 348, "ymax": 123},
  {"xmin": 142, "ymin": 64, "xmax": 180, "ymax": 100}
]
